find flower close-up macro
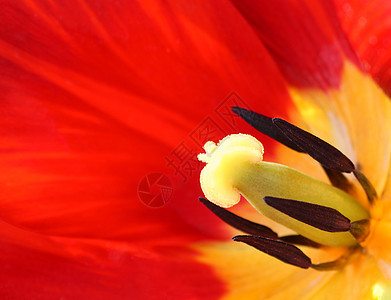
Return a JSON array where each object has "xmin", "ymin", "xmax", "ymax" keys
[{"xmin": 1, "ymin": 0, "xmax": 391, "ymax": 299}]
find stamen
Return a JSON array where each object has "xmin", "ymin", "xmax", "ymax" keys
[
  {"xmin": 323, "ymin": 167, "xmax": 353, "ymax": 193},
  {"xmin": 353, "ymin": 169, "xmax": 378, "ymax": 204},
  {"xmin": 233, "ymin": 235, "xmax": 312, "ymax": 269},
  {"xmin": 232, "ymin": 107, "xmax": 377, "ymax": 205},
  {"xmin": 350, "ymin": 219, "xmax": 371, "ymax": 243},
  {"xmin": 279, "ymin": 235, "xmax": 321, "ymax": 248},
  {"xmin": 199, "ymin": 197, "xmax": 278, "ymax": 239},
  {"xmin": 311, "ymin": 247, "xmax": 358, "ymax": 271},
  {"xmin": 272, "ymin": 118, "xmax": 355, "ymax": 173},
  {"xmin": 264, "ymin": 196, "xmax": 351, "ymax": 232},
  {"xmin": 232, "ymin": 107, "xmax": 356, "ymax": 173},
  {"xmin": 231, "ymin": 107, "xmax": 304, "ymax": 152}
]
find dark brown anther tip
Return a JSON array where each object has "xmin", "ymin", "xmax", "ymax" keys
[
  {"xmin": 199, "ymin": 197, "xmax": 278, "ymax": 239},
  {"xmin": 233, "ymin": 235, "xmax": 312, "ymax": 269},
  {"xmin": 264, "ymin": 196, "xmax": 351, "ymax": 232},
  {"xmin": 231, "ymin": 107, "xmax": 304, "ymax": 152},
  {"xmin": 272, "ymin": 118, "xmax": 355, "ymax": 173}
]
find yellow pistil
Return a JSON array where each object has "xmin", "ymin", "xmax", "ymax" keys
[{"xmin": 198, "ymin": 134, "xmax": 369, "ymax": 247}]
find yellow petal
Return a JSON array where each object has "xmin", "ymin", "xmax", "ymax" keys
[
  {"xmin": 309, "ymin": 253, "xmax": 391, "ymax": 300},
  {"xmin": 195, "ymin": 241, "xmax": 391, "ymax": 300},
  {"xmin": 194, "ymin": 241, "xmax": 342, "ymax": 299}
]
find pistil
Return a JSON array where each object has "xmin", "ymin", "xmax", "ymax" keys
[{"xmin": 198, "ymin": 107, "xmax": 377, "ymax": 270}]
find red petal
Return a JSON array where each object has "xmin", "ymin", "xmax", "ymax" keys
[
  {"xmin": 231, "ymin": 0, "xmax": 361, "ymax": 90},
  {"xmin": 0, "ymin": 1, "xmax": 297, "ymax": 297},
  {"xmin": 335, "ymin": 0, "xmax": 391, "ymax": 96},
  {"xmin": 0, "ymin": 221, "xmax": 224, "ymax": 299},
  {"xmin": 0, "ymin": 1, "xmax": 294, "ymax": 238}
]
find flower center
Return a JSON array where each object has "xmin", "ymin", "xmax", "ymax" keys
[{"xmin": 198, "ymin": 107, "xmax": 375, "ymax": 270}]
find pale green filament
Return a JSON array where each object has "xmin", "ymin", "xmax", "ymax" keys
[{"xmin": 199, "ymin": 134, "xmax": 369, "ymax": 247}]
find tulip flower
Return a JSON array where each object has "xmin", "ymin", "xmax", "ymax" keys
[{"xmin": 1, "ymin": 0, "xmax": 391, "ymax": 299}]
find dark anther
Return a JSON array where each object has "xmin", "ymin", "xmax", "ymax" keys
[
  {"xmin": 279, "ymin": 235, "xmax": 321, "ymax": 248},
  {"xmin": 323, "ymin": 167, "xmax": 353, "ymax": 193},
  {"xmin": 232, "ymin": 107, "xmax": 355, "ymax": 173},
  {"xmin": 231, "ymin": 107, "xmax": 304, "ymax": 152},
  {"xmin": 264, "ymin": 196, "xmax": 351, "ymax": 232},
  {"xmin": 199, "ymin": 197, "xmax": 278, "ymax": 239},
  {"xmin": 350, "ymin": 219, "xmax": 371, "ymax": 243},
  {"xmin": 353, "ymin": 169, "xmax": 378, "ymax": 204},
  {"xmin": 233, "ymin": 235, "xmax": 312, "ymax": 269},
  {"xmin": 272, "ymin": 118, "xmax": 355, "ymax": 173}
]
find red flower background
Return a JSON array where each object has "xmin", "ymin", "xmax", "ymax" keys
[{"xmin": 1, "ymin": 0, "xmax": 391, "ymax": 299}]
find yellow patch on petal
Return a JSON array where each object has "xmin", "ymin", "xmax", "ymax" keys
[
  {"xmin": 364, "ymin": 218, "xmax": 391, "ymax": 270},
  {"xmin": 288, "ymin": 61, "xmax": 391, "ymax": 206},
  {"xmin": 193, "ymin": 242, "xmax": 344, "ymax": 299},
  {"xmin": 309, "ymin": 254, "xmax": 391, "ymax": 300},
  {"xmin": 194, "ymin": 241, "xmax": 391, "ymax": 300}
]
